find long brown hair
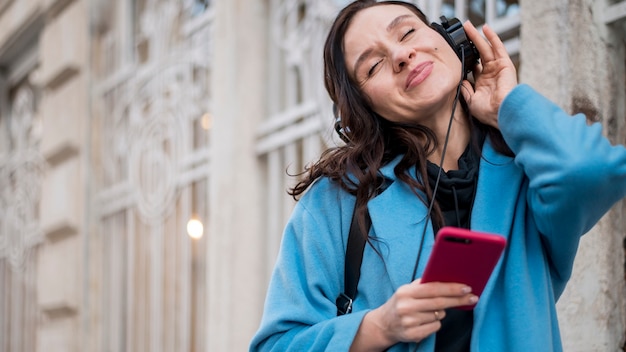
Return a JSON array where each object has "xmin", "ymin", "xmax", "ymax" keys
[{"xmin": 289, "ymin": 0, "xmax": 512, "ymax": 235}]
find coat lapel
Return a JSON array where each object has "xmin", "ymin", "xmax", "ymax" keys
[
  {"xmin": 366, "ymin": 162, "xmax": 436, "ymax": 290},
  {"xmin": 471, "ymin": 140, "xmax": 523, "ymax": 242},
  {"xmin": 471, "ymin": 140, "xmax": 524, "ymax": 314}
]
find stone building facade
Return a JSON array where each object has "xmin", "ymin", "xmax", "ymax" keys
[{"xmin": 0, "ymin": 0, "xmax": 624, "ymax": 351}]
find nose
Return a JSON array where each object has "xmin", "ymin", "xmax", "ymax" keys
[{"xmin": 392, "ymin": 44, "xmax": 414, "ymax": 72}]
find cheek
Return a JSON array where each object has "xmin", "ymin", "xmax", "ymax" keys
[
  {"xmin": 364, "ymin": 76, "xmax": 398, "ymax": 105},
  {"xmin": 439, "ymin": 46, "xmax": 463, "ymax": 74},
  {"xmin": 364, "ymin": 85, "xmax": 393, "ymax": 114}
]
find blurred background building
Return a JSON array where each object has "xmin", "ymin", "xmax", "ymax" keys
[{"xmin": 0, "ymin": 0, "xmax": 624, "ymax": 351}]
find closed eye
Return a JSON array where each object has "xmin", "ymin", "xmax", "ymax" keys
[
  {"xmin": 368, "ymin": 60, "xmax": 382, "ymax": 76},
  {"xmin": 401, "ymin": 28, "xmax": 415, "ymax": 41}
]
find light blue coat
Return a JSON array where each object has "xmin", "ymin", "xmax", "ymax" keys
[{"xmin": 250, "ymin": 85, "xmax": 626, "ymax": 351}]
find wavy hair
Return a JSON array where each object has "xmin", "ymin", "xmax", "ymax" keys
[{"xmin": 289, "ymin": 0, "xmax": 512, "ymax": 235}]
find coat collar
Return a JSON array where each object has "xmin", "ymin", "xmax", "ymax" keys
[
  {"xmin": 365, "ymin": 139, "xmax": 522, "ymax": 291},
  {"xmin": 367, "ymin": 155, "xmax": 433, "ymax": 289}
]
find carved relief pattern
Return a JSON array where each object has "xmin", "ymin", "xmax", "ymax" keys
[
  {"xmin": 269, "ymin": 0, "xmax": 342, "ymax": 121},
  {"xmin": 259, "ymin": 0, "xmax": 353, "ymax": 271},
  {"xmin": 94, "ymin": 1, "xmax": 212, "ymax": 351},
  {"xmin": 0, "ymin": 83, "xmax": 43, "ymax": 352},
  {"xmin": 99, "ymin": 1, "xmax": 211, "ymax": 223},
  {"xmin": 0, "ymin": 85, "xmax": 44, "ymax": 273}
]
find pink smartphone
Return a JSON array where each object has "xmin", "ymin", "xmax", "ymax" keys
[{"xmin": 421, "ymin": 226, "xmax": 507, "ymax": 310}]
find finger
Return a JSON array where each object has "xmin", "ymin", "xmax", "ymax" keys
[
  {"xmin": 410, "ymin": 310, "xmax": 445, "ymax": 326},
  {"xmin": 408, "ymin": 281, "xmax": 472, "ymax": 299},
  {"xmin": 410, "ymin": 309, "xmax": 447, "ymax": 326},
  {"xmin": 472, "ymin": 61, "xmax": 484, "ymax": 77},
  {"xmin": 463, "ymin": 21, "xmax": 494, "ymax": 62},
  {"xmin": 430, "ymin": 295, "xmax": 479, "ymax": 311},
  {"xmin": 401, "ymin": 321, "xmax": 442, "ymax": 344},
  {"xmin": 481, "ymin": 24, "xmax": 509, "ymax": 60},
  {"xmin": 432, "ymin": 309, "xmax": 446, "ymax": 322},
  {"xmin": 396, "ymin": 291, "xmax": 477, "ymax": 315},
  {"xmin": 398, "ymin": 309, "xmax": 442, "ymax": 326}
]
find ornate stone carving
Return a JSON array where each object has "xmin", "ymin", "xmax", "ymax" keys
[
  {"xmin": 0, "ymin": 85, "xmax": 44, "ymax": 273},
  {"xmin": 93, "ymin": 1, "xmax": 212, "ymax": 351}
]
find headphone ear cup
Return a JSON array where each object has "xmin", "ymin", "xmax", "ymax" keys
[
  {"xmin": 333, "ymin": 103, "xmax": 350, "ymax": 143},
  {"xmin": 431, "ymin": 17, "xmax": 480, "ymax": 75}
]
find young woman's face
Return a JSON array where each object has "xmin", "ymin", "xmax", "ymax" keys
[{"xmin": 343, "ymin": 5, "xmax": 463, "ymax": 126}]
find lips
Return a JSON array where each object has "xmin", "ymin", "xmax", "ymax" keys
[{"xmin": 405, "ymin": 61, "xmax": 434, "ymax": 90}]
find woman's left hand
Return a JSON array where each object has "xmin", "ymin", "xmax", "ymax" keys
[{"xmin": 461, "ymin": 21, "xmax": 518, "ymax": 129}]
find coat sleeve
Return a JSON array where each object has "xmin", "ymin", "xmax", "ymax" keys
[
  {"xmin": 249, "ymin": 184, "xmax": 368, "ymax": 351},
  {"xmin": 498, "ymin": 84, "xmax": 626, "ymax": 287}
]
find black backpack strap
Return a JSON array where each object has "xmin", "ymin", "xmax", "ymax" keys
[{"xmin": 336, "ymin": 207, "xmax": 371, "ymax": 316}]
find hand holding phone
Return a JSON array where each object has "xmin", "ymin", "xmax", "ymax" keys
[{"xmin": 421, "ymin": 227, "xmax": 506, "ymax": 309}]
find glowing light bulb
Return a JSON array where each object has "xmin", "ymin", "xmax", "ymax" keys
[
  {"xmin": 187, "ymin": 218, "xmax": 204, "ymax": 239},
  {"xmin": 201, "ymin": 113, "xmax": 212, "ymax": 130}
]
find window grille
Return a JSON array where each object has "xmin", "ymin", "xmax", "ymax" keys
[{"xmin": 91, "ymin": 1, "xmax": 212, "ymax": 351}]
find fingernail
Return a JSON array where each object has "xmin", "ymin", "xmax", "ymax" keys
[
  {"xmin": 469, "ymin": 295, "xmax": 479, "ymax": 303},
  {"xmin": 461, "ymin": 286, "xmax": 472, "ymax": 294}
]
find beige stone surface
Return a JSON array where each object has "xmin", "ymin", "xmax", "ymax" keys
[
  {"xmin": 557, "ymin": 215, "xmax": 626, "ymax": 351},
  {"xmin": 38, "ymin": 0, "xmax": 87, "ymax": 89},
  {"xmin": 40, "ymin": 156, "xmax": 82, "ymax": 239},
  {"xmin": 208, "ymin": 0, "xmax": 268, "ymax": 350},
  {"xmin": 41, "ymin": 0, "xmax": 75, "ymax": 17},
  {"xmin": 0, "ymin": 0, "xmax": 40, "ymax": 52},
  {"xmin": 37, "ymin": 233, "xmax": 81, "ymax": 313},
  {"xmin": 37, "ymin": 315, "xmax": 79, "ymax": 352},
  {"xmin": 40, "ymin": 74, "xmax": 85, "ymax": 164}
]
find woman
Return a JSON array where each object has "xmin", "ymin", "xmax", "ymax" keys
[{"xmin": 250, "ymin": 1, "xmax": 626, "ymax": 351}]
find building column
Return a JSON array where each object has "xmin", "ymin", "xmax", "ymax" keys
[
  {"xmin": 520, "ymin": 0, "xmax": 626, "ymax": 349},
  {"xmin": 36, "ymin": 0, "xmax": 89, "ymax": 350},
  {"xmin": 208, "ymin": 0, "xmax": 268, "ymax": 350}
]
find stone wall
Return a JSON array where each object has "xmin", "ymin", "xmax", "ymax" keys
[
  {"xmin": 37, "ymin": 0, "xmax": 87, "ymax": 348},
  {"xmin": 207, "ymin": 0, "xmax": 268, "ymax": 350}
]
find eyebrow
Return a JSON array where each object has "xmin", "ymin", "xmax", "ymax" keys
[
  {"xmin": 387, "ymin": 14, "xmax": 412, "ymax": 32},
  {"xmin": 352, "ymin": 14, "xmax": 413, "ymax": 79}
]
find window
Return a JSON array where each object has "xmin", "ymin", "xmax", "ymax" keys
[
  {"xmin": 91, "ymin": 1, "xmax": 213, "ymax": 350},
  {"xmin": 420, "ymin": 0, "xmax": 520, "ymax": 74}
]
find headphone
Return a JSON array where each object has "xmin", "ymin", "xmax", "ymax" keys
[
  {"xmin": 334, "ymin": 16, "xmax": 479, "ymax": 142},
  {"xmin": 430, "ymin": 16, "xmax": 480, "ymax": 76}
]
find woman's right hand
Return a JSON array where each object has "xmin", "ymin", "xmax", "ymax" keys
[
  {"xmin": 350, "ymin": 280, "xmax": 478, "ymax": 351},
  {"xmin": 461, "ymin": 22, "xmax": 518, "ymax": 129}
]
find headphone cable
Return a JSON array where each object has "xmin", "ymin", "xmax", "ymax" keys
[
  {"xmin": 409, "ymin": 45, "xmax": 466, "ymax": 352},
  {"xmin": 410, "ymin": 46, "xmax": 466, "ymax": 282}
]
